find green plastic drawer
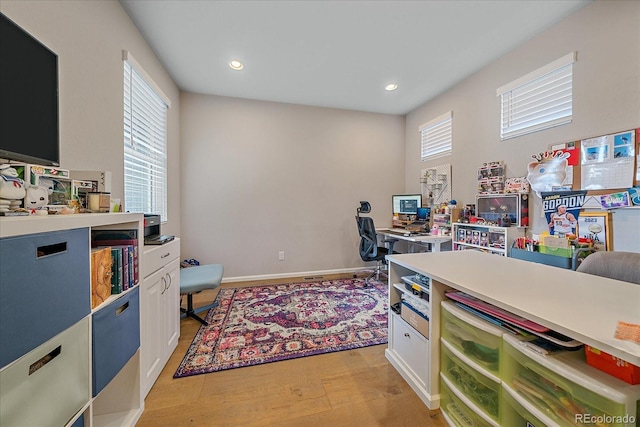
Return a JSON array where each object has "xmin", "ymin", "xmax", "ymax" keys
[
  {"xmin": 441, "ymin": 339, "xmax": 501, "ymax": 422},
  {"xmin": 441, "ymin": 301, "xmax": 503, "ymax": 377},
  {"xmin": 440, "ymin": 375, "xmax": 496, "ymax": 427},
  {"xmin": 502, "ymin": 383, "xmax": 553, "ymax": 427},
  {"xmin": 503, "ymin": 334, "xmax": 640, "ymax": 427}
]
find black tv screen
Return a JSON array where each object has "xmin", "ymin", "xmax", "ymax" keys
[{"xmin": 0, "ymin": 13, "xmax": 59, "ymax": 167}]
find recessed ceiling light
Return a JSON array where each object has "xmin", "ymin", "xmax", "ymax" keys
[
  {"xmin": 385, "ymin": 83, "xmax": 398, "ymax": 91},
  {"xmin": 229, "ymin": 60, "xmax": 244, "ymax": 71}
]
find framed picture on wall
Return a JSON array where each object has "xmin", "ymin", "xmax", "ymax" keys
[{"xmin": 577, "ymin": 211, "xmax": 613, "ymax": 251}]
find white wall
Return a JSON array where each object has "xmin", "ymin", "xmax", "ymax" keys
[
  {"xmin": 0, "ymin": 1, "xmax": 182, "ymax": 237},
  {"xmin": 180, "ymin": 94, "xmax": 405, "ymax": 279},
  {"xmin": 405, "ymin": 0, "xmax": 640, "ymax": 249}
]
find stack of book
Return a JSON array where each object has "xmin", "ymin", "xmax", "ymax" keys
[{"xmin": 91, "ymin": 230, "xmax": 139, "ymax": 295}]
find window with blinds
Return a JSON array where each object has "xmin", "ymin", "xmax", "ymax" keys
[
  {"xmin": 420, "ymin": 111, "xmax": 452, "ymax": 161},
  {"xmin": 123, "ymin": 56, "xmax": 168, "ymax": 221},
  {"xmin": 498, "ymin": 52, "xmax": 576, "ymax": 140}
]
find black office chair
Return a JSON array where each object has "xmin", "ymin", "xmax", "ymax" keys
[{"xmin": 356, "ymin": 201, "xmax": 397, "ymax": 285}]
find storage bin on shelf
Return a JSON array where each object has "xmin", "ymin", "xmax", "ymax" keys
[
  {"xmin": 0, "ymin": 317, "xmax": 90, "ymax": 427},
  {"xmin": 441, "ymin": 339, "xmax": 502, "ymax": 423},
  {"xmin": 92, "ymin": 286, "xmax": 140, "ymax": 396},
  {"xmin": 441, "ymin": 300, "xmax": 503, "ymax": 377},
  {"xmin": 503, "ymin": 334, "xmax": 640, "ymax": 427},
  {"xmin": 0, "ymin": 228, "xmax": 91, "ymax": 368},
  {"xmin": 440, "ymin": 375, "xmax": 498, "ymax": 427}
]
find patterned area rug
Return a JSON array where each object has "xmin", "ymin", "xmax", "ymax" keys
[{"xmin": 174, "ymin": 278, "xmax": 388, "ymax": 378}]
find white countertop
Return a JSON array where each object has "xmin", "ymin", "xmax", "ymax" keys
[
  {"xmin": 0, "ymin": 212, "xmax": 143, "ymax": 238},
  {"xmin": 387, "ymin": 250, "xmax": 640, "ymax": 365}
]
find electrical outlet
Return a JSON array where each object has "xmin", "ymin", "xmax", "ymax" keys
[{"xmin": 278, "ymin": 251, "xmax": 285, "ymax": 261}]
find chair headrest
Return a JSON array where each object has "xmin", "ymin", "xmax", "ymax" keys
[{"xmin": 357, "ymin": 201, "xmax": 371, "ymax": 215}]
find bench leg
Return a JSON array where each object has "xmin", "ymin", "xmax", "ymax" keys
[{"xmin": 180, "ymin": 293, "xmax": 208, "ymax": 325}]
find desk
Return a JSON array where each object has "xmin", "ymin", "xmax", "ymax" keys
[{"xmin": 377, "ymin": 228, "xmax": 451, "ymax": 253}]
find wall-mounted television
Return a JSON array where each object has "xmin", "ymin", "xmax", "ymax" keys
[{"xmin": 0, "ymin": 13, "xmax": 60, "ymax": 167}]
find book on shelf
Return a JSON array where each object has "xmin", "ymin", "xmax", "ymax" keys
[
  {"xmin": 91, "ymin": 247, "xmax": 112, "ymax": 309},
  {"xmin": 110, "ymin": 247, "xmax": 123, "ymax": 294},
  {"xmin": 91, "ymin": 229, "xmax": 139, "ymax": 289}
]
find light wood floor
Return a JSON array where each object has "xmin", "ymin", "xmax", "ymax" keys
[{"xmin": 136, "ymin": 274, "xmax": 447, "ymax": 427}]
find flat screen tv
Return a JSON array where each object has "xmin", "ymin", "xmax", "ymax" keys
[{"xmin": 0, "ymin": 13, "xmax": 60, "ymax": 167}]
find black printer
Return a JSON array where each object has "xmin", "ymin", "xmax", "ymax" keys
[{"xmin": 143, "ymin": 214, "xmax": 174, "ymax": 245}]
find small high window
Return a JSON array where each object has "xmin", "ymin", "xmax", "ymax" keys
[
  {"xmin": 420, "ymin": 111, "xmax": 452, "ymax": 161},
  {"xmin": 498, "ymin": 52, "xmax": 576, "ymax": 140}
]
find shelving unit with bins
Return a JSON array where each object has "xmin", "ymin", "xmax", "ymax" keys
[
  {"xmin": 452, "ymin": 223, "xmax": 524, "ymax": 256},
  {"xmin": 0, "ymin": 213, "xmax": 146, "ymax": 427}
]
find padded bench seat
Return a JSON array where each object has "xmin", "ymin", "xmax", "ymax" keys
[{"xmin": 180, "ymin": 264, "xmax": 223, "ymax": 325}]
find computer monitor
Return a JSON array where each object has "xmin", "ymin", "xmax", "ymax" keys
[
  {"xmin": 417, "ymin": 207, "xmax": 430, "ymax": 220},
  {"xmin": 392, "ymin": 194, "xmax": 422, "ymax": 215}
]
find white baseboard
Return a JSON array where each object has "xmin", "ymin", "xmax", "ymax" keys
[{"xmin": 222, "ymin": 267, "xmax": 370, "ymax": 283}]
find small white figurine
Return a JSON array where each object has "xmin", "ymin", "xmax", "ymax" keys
[{"xmin": 0, "ymin": 164, "xmax": 26, "ymax": 212}]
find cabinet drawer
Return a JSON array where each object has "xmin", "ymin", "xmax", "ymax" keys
[
  {"xmin": 503, "ymin": 334, "xmax": 640, "ymax": 427},
  {"xmin": 392, "ymin": 312, "xmax": 429, "ymax": 387},
  {"xmin": 0, "ymin": 317, "xmax": 90, "ymax": 427},
  {"xmin": 441, "ymin": 339, "xmax": 501, "ymax": 422},
  {"xmin": 440, "ymin": 375, "xmax": 496, "ymax": 427},
  {"xmin": 0, "ymin": 228, "xmax": 90, "ymax": 368},
  {"xmin": 92, "ymin": 287, "xmax": 140, "ymax": 396},
  {"xmin": 141, "ymin": 238, "xmax": 179, "ymax": 278},
  {"xmin": 441, "ymin": 301, "xmax": 503, "ymax": 377}
]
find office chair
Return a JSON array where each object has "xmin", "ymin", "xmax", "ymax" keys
[{"xmin": 356, "ymin": 201, "xmax": 397, "ymax": 285}]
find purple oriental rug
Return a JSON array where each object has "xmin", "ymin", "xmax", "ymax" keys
[{"xmin": 174, "ymin": 278, "xmax": 388, "ymax": 378}]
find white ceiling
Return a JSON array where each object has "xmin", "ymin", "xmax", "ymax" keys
[{"xmin": 120, "ymin": 0, "xmax": 589, "ymax": 115}]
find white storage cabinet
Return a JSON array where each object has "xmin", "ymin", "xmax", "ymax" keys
[{"xmin": 140, "ymin": 238, "xmax": 180, "ymax": 399}]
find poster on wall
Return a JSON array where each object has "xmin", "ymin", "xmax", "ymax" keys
[
  {"xmin": 577, "ymin": 211, "xmax": 613, "ymax": 251},
  {"xmin": 541, "ymin": 190, "xmax": 587, "ymax": 237}
]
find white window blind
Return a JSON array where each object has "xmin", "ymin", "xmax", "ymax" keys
[
  {"xmin": 420, "ymin": 111, "xmax": 452, "ymax": 161},
  {"xmin": 498, "ymin": 52, "xmax": 576, "ymax": 140},
  {"xmin": 123, "ymin": 55, "xmax": 169, "ymax": 221}
]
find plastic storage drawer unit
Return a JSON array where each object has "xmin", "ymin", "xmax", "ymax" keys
[
  {"xmin": 92, "ymin": 286, "xmax": 140, "ymax": 396},
  {"xmin": 440, "ymin": 375, "xmax": 497, "ymax": 427},
  {"xmin": 503, "ymin": 334, "xmax": 640, "ymax": 427},
  {"xmin": 441, "ymin": 339, "xmax": 501, "ymax": 423},
  {"xmin": 0, "ymin": 317, "xmax": 90, "ymax": 427},
  {"xmin": 441, "ymin": 300, "xmax": 504, "ymax": 377},
  {"xmin": 0, "ymin": 228, "xmax": 91, "ymax": 368}
]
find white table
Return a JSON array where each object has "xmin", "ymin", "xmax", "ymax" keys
[{"xmin": 377, "ymin": 228, "xmax": 452, "ymax": 253}]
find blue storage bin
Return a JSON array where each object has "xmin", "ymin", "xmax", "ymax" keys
[
  {"xmin": 70, "ymin": 413, "xmax": 84, "ymax": 427},
  {"xmin": 0, "ymin": 228, "xmax": 90, "ymax": 368},
  {"xmin": 92, "ymin": 286, "xmax": 140, "ymax": 396}
]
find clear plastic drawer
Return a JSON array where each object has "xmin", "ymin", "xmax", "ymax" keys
[
  {"xmin": 441, "ymin": 300, "xmax": 503, "ymax": 377},
  {"xmin": 503, "ymin": 334, "xmax": 640, "ymax": 427},
  {"xmin": 441, "ymin": 339, "xmax": 501, "ymax": 422},
  {"xmin": 440, "ymin": 375, "xmax": 496, "ymax": 427}
]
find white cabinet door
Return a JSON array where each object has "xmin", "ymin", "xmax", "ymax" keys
[
  {"xmin": 162, "ymin": 258, "xmax": 180, "ymax": 358},
  {"xmin": 392, "ymin": 314, "xmax": 429, "ymax": 388},
  {"xmin": 140, "ymin": 267, "xmax": 164, "ymax": 399}
]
